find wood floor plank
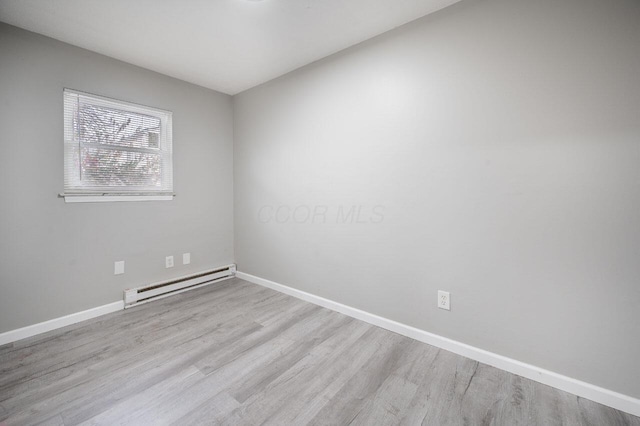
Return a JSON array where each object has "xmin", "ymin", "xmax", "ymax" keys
[
  {"xmin": 349, "ymin": 374, "xmax": 420, "ymax": 425},
  {"xmin": 0, "ymin": 277, "xmax": 637, "ymax": 426},
  {"xmin": 168, "ymin": 392, "xmax": 241, "ymax": 426},
  {"xmin": 0, "ymin": 279, "xmax": 244, "ymax": 359},
  {"xmin": 455, "ymin": 362, "xmax": 512, "ymax": 426},
  {"xmin": 0, "ymin": 342, "xmax": 14, "ymax": 353},
  {"xmin": 34, "ymin": 414, "xmax": 65, "ymax": 426},
  {"xmin": 0, "ymin": 282, "xmax": 275, "ymax": 408},
  {"xmin": 491, "ymin": 373, "xmax": 554, "ymax": 426},
  {"xmin": 228, "ymin": 315, "xmax": 355, "ymax": 405},
  {"xmin": 0, "ymin": 279, "xmax": 261, "ymax": 388},
  {"xmin": 59, "ymin": 320, "xmax": 285, "ymax": 424},
  {"xmin": 526, "ymin": 382, "xmax": 584, "ymax": 426},
  {"xmin": 221, "ymin": 321, "xmax": 379, "ymax": 425},
  {"xmin": 193, "ymin": 303, "xmax": 325, "ymax": 375},
  {"xmin": 394, "ymin": 349, "xmax": 480, "ymax": 425},
  {"xmin": 76, "ymin": 301, "xmax": 321, "ymax": 424},
  {"xmin": 578, "ymin": 396, "xmax": 640, "ymax": 426},
  {"xmin": 2, "ymin": 286, "xmax": 278, "ymax": 424},
  {"xmin": 79, "ymin": 366, "xmax": 206, "ymax": 426},
  {"xmin": 305, "ymin": 332, "xmax": 417, "ymax": 426}
]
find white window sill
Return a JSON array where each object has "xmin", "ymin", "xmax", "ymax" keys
[{"xmin": 61, "ymin": 194, "xmax": 174, "ymax": 203}]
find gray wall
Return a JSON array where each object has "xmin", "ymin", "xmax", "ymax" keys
[
  {"xmin": 0, "ymin": 23, "xmax": 234, "ymax": 333},
  {"xmin": 234, "ymin": 0, "xmax": 640, "ymax": 398}
]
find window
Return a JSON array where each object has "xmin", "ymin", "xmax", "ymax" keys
[{"xmin": 63, "ymin": 89, "xmax": 173, "ymax": 202}]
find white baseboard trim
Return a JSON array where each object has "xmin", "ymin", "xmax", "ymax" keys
[
  {"xmin": 0, "ymin": 301, "xmax": 124, "ymax": 346},
  {"xmin": 236, "ymin": 271, "xmax": 640, "ymax": 418}
]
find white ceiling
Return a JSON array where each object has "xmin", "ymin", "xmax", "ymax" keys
[{"xmin": 0, "ymin": 0, "xmax": 459, "ymax": 95}]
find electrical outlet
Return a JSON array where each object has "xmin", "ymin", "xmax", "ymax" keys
[
  {"xmin": 114, "ymin": 261, "xmax": 125, "ymax": 275},
  {"xmin": 183, "ymin": 253, "xmax": 191, "ymax": 265},
  {"xmin": 438, "ymin": 290, "xmax": 450, "ymax": 310},
  {"xmin": 165, "ymin": 256, "xmax": 174, "ymax": 268}
]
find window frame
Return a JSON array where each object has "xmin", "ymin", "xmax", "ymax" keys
[{"xmin": 62, "ymin": 89, "xmax": 174, "ymax": 203}]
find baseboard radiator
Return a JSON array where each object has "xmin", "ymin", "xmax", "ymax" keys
[{"xmin": 124, "ymin": 264, "xmax": 236, "ymax": 308}]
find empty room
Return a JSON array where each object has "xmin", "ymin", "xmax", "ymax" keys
[{"xmin": 0, "ymin": 0, "xmax": 639, "ymax": 424}]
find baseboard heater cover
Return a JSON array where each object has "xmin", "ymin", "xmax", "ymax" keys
[{"xmin": 124, "ymin": 264, "xmax": 236, "ymax": 308}]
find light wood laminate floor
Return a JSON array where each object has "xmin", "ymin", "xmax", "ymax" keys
[{"xmin": 1, "ymin": 278, "xmax": 638, "ymax": 426}]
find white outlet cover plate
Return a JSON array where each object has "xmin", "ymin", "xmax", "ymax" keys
[
  {"xmin": 114, "ymin": 261, "xmax": 125, "ymax": 275},
  {"xmin": 183, "ymin": 253, "xmax": 191, "ymax": 265},
  {"xmin": 165, "ymin": 256, "xmax": 174, "ymax": 268},
  {"xmin": 438, "ymin": 290, "xmax": 450, "ymax": 310}
]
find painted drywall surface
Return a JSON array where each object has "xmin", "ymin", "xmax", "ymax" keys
[
  {"xmin": 234, "ymin": 0, "xmax": 640, "ymax": 398},
  {"xmin": 0, "ymin": 23, "xmax": 234, "ymax": 333}
]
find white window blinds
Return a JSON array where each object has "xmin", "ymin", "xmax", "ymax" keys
[{"xmin": 63, "ymin": 89, "xmax": 173, "ymax": 200}]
